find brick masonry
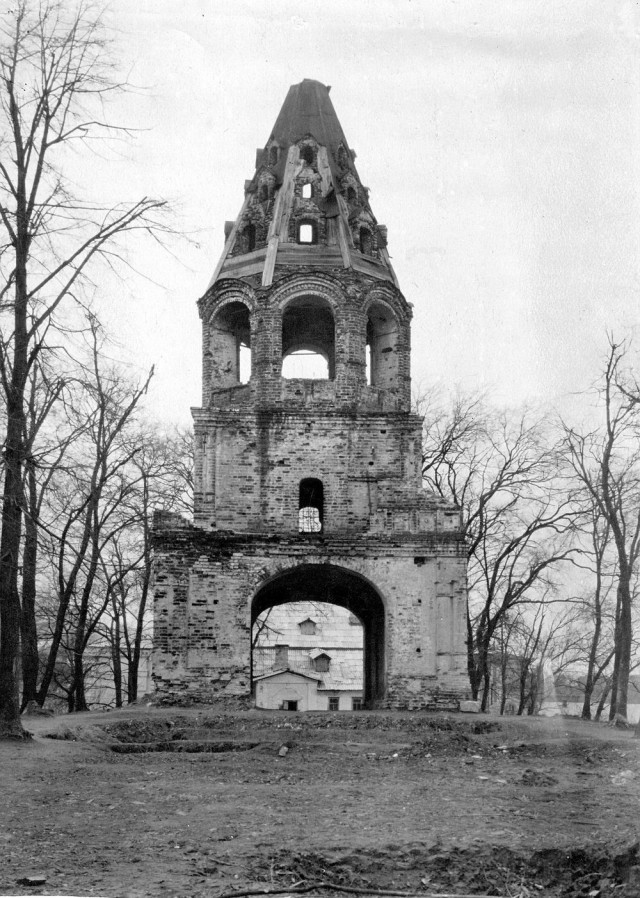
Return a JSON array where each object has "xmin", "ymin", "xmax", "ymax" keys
[{"xmin": 152, "ymin": 80, "xmax": 471, "ymax": 709}]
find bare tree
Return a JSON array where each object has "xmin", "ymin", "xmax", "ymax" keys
[
  {"xmin": 421, "ymin": 389, "xmax": 576, "ymax": 709},
  {"xmin": 563, "ymin": 338, "xmax": 640, "ymax": 721},
  {"xmin": 0, "ymin": 1, "xmax": 167, "ymax": 735},
  {"xmin": 36, "ymin": 319, "xmax": 151, "ymax": 711},
  {"xmin": 99, "ymin": 424, "xmax": 194, "ymax": 704}
]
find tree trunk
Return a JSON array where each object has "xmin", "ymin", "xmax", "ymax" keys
[
  {"xmin": 614, "ymin": 573, "xmax": 632, "ymax": 720},
  {"xmin": 110, "ymin": 595, "xmax": 123, "ymax": 709},
  {"xmin": 480, "ymin": 669, "xmax": 490, "ymax": 711},
  {"xmin": 129, "ymin": 572, "xmax": 150, "ymax": 704},
  {"xmin": 595, "ymin": 681, "xmax": 611, "ymax": 722},
  {"xmin": 0, "ymin": 229, "xmax": 29, "ymax": 737},
  {"xmin": 466, "ymin": 611, "xmax": 482, "ymax": 700},
  {"xmin": 20, "ymin": 461, "xmax": 40, "ymax": 709}
]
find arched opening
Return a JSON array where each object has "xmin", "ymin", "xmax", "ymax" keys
[
  {"xmin": 346, "ymin": 185, "xmax": 357, "ymax": 204},
  {"xmin": 251, "ymin": 565, "xmax": 385, "ymax": 708},
  {"xmin": 366, "ymin": 300, "xmax": 398, "ymax": 388},
  {"xmin": 300, "ymin": 144, "xmax": 315, "ymax": 166},
  {"xmin": 243, "ymin": 223, "xmax": 256, "ymax": 253},
  {"xmin": 359, "ymin": 227, "xmax": 373, "ymax": 255},
  {"xmin": 269, "ymin": 145, "xmax": 279, "ymax": 166},
  {"xmin": 299, "ymin": 478, "xmax": 323, "ymax": 533},
  {"xmin": 301, "ymin": 182, "xmax": 313, "ymax": 199},
  {"xmin": 252, "ymin": 602, "xmax": 364, "ymax": 712},
  {"xmin": 209, "ymin": 301, "xmax": 251, "ymax": 387},
  {"xmin": 282, "ymin": 296, "xmax": 335, "ymax": 380},
  {"xmin": 259, "ymin": 183, "xmax": 269, "ymax": 203}
]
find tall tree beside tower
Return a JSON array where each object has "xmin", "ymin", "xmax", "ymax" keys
[{"xmin": 0, "ymin": 1, "xmax": 166, "ymax": 737}]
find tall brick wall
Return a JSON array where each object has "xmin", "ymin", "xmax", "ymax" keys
[{"xmin": 153, "ymin": 521, "xmax": 469, "ymax": 709}]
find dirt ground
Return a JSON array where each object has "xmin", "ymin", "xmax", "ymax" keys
[{"xmin": 1, "ymin": 706, "xmax": 640, "ymax": 898}]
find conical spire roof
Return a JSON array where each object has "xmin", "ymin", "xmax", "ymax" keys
[
  {"xmin": 270, "ymin": 79, "xmax": 349, "ymax": 159},
  {"xmin": 207, "ymin": 79, "xmax": 398, "ymax": 291}
]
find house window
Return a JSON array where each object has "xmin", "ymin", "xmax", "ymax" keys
[
  {"xmin": 301, "ymin": 182, "xmax": 312, "ymax": 199},
  {"xmin": 313, "ymin": 654, "xmax": 330, "ymax": 673},
  {"xmin": 298, "ymin": 221, "xmax": 317, "ymax": 244},
  {"xmin": 283, "ymin": 700, "xmax": 298, "ymax": 711},
  {"xmin": 299, "ymin": 478, "xmax": 323, "ymax": 532},
  {"xmin": 352, "ymin": 698, "xmax": 363, "ymax": 711},
  {"xmin": 328, "ymin": 697, "xmax": 340, "ymax": 711},
  {"xmin": 298, "ymin": 618, "xmax": 317, "ymax": 635}
]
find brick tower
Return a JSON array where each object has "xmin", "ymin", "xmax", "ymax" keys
[{"xmin": 153, "ymin": 80, "xmax": 469, "ymax": 709}]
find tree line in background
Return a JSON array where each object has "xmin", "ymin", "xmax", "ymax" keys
[
  {"xmin": 420, "ymin": 337, "xmax": 640, "ymax": 723},
  {"xmin": 0, "ymin": 0, "xmax": 186, "ymax": 736},
  {"xmin": 1, "ymin": 2, "xmax": 639, "ymax": 739}
]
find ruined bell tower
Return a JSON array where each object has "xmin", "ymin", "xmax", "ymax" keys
[{"xmin": 153, "ymin": 79, "xmax": 469, "ymax": 709}]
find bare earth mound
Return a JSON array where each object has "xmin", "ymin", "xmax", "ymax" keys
[{"xmin": 2, "ymin": 707, "xmax": 639, "ymax": 897}]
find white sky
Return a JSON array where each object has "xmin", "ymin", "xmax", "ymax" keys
[{"xmin": 92, "ymin": 0, "xmax": 640, "ymax": 425}]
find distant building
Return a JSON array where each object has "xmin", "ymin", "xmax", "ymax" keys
[
  {"xmin": 253, "ymin": 603, "xmax": 363, "ymax": 711},
  {"xmin": 538, "ymin": 671, "xmax": 640, "ymax": 723}
]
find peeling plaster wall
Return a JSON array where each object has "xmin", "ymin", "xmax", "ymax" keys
[{"xmin": 152, "ymin": 521, "xmax": 469, "ymax": 710}]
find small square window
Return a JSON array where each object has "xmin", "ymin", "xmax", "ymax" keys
[
  {"xmin": 352, "ymin": 698, "xmax": 363, "ymax": 711},
  {"xmin": 328, "ymin": 697, "xmax": 339, "ymax": 711},
  {"xmin": 299, "ymin": 223, "xmax": 314, "ymax": 243}
]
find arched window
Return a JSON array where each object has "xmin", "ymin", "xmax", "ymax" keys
[
  {"xmin": 359, "ymin": 227, "xmax": 372, "ymax": 254},
  {"xmin": 346, "ymin": 186, "xmax": 357, "ymax": 204},
  {"xmin": 366, "ymin": 301, "xmax": 398, "ymax": 388},
  {"xmin": 269, "ymin": 145, "xmax": 279, "ymax": 166},
  {"xmin": 282, "ymin": 296, "xmax": 335, "ymax": 380},
  {"xmin": 300, "ymin": 144, "xmax": 315, "ymax": 165},
  {"xmin": 337, "ymin": 145, "xmax": 348, "ymax": 169},
  {"xmin": 298, "ymin": 220, "xmax": 317, "ymax": 244},
  {"xmin": 299, "ymin": 478, "xmax": 323, "ymax": 533},
  {"xmin": 244, "ymin": 223, "xmax": 256, "ymax": 253},
  {"xmin": 259, "ymin": 183, "xmax": 269, "ymax": 202},
  {"xmin": 209, "ymin": 301, "xmax": 252, "ymax": 388},
  {"xmin": 301, "ymin": 182, "xmax": 312, "ymax": 199}
]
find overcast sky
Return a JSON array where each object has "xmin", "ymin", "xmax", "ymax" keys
[{"xmin": 95, "ymin": 0, "xmax": 640, "ymax": 424}]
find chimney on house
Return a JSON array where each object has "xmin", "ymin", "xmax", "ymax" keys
[{"xmin": 275, "ymin": 644, "xmax": 289, "ymax": 668}]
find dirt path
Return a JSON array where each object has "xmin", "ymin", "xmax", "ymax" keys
[{"xmin": 2, "ymin": 708, "xmax": 639, "ymax": 896}]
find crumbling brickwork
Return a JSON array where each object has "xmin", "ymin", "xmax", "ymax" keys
[{"xmin": 153, "ymin": 79, "xmax": 471, "ymax": 709}]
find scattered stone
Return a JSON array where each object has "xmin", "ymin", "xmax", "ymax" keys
[
  {"xmin": 611, "ymin": 770, "xmax": 634, "ymax": 786},
  {"xmin": 278, "ymin": 745, "xmax": 289, "ymax": 757},
  {"xmin": 459, "ymin": 700, "xmax": 481, "ymax": 713},
  {"xmin": 16, "ymin": 874, "xmax": 46, "ymax": 886}
]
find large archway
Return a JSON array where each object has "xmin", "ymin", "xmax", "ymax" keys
[{"xmin": 251, "ymin": 564, "xmax": 386, "ymax": 707}]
